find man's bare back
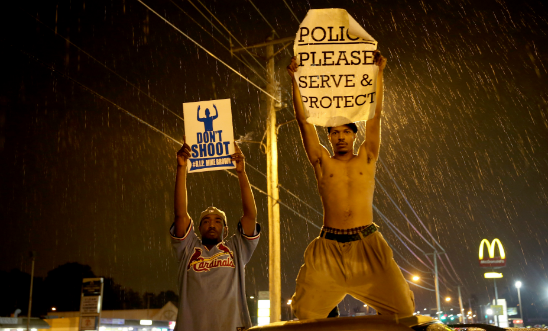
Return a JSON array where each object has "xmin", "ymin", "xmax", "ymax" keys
[{"xmin": 287, "ymin": 51, "xmax": 386, "ymax": 230}]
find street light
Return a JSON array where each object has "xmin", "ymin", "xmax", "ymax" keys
[
  {"xmin": 445, "ymin": 297, "xmax": 451, "ymax": 302},
  {"xmin": 412, "ymin": 276, "xmax": 420, "ymax": 281},
  {"xmin": 515, "ymin": 281, "xmax": 523, "ymax": 323},
  {"xmin": 515, "ymin": 281, "xmax": 522, "ymax": 288}
]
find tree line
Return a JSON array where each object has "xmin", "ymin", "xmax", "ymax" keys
[{"xmin": 0, "ymin": 262, "xmax": 178, "ymax": 317}]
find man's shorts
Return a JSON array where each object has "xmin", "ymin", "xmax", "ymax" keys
[{"xmin": 291, "ymin": 224, "xmax": 415, "ymax": 320}]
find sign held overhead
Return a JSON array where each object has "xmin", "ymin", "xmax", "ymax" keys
[
  {"xmin": 294, "ymin": 9, "xmax": 378, "ymax": 127},
  {"xmin": 183, "ymin": 99, "xmax": 235, "ymax": 173}
]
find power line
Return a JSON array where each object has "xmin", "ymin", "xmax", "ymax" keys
[
  {"xmin": 246, "ymin": 0, "xmax": 293, "ymax": 59},
  {"xmin": 244, "ymin": 163, "xmax": 324, "ymax": 218},
  {"xmin": 400, "ymin": 267, "xmax": 435, "ymax": 290},
  {"xmin": 179, "ymin": 0, "xmax": 229, "ymax": 41},
  {"xmin": 167, "ymin": 0, "xmax": 269, "ymax": 86},
  {"xmin": 190, "ymin": 0, "xmax": 267, "ymax": 72},
  {"xmin": 23, "ymin": 11, "xmax": 185, "ymax": 122},
  {"xmin": 389, "ymin": 241, "xmax": 432, "ymax": 275},
  {"xmin": 378, "ymin": 158, "xmax": 465, "ymax": 287},
  {"xmin": 443, "ymin": 255, "xmax": 465, "ymax": 285},
  {"xmin": 190, "ymin": 0, "xmax": 297, "ymax": 108},
  {"xmin": 436, "ymin": 253, "xmax": 460, "ymax": 286},
  {"xmin": 18, "ymin": 46, "xmax": 319, "ymax": 232},
  {"xmin": 374, "ymin": 206, "xmax": 434, "ymax": 271},
  {"xmin": 247, "ymin": 0, "xmax": 279, "ymax": 38},
  {"xmin": 223, "ymin": 171, "xmax": 321, "ymax": 230},
  {"xmin": 379, "ymin": 157, "xmax": 445, "ymax": 251},
  {"xmin": 375, "ymin": 206, "xmax": 433, "ymax": 260},
  {"xmin": 375, "ymin": 178, "xmax": 437, "ymax": 251},
  {"xmin": 405, "ymin": 279, "xmax": 435, "ymax": 292},
  {"xmin": 282, "ymin": 0, "xmax": 301, "ymax": 24},
  {"xmin": 15, "ymin": 47, "xmax": 182, "ymax": 144},
  {"xmin": 136, "ymin": 0, "xmax": 280, "ymax": 103}
]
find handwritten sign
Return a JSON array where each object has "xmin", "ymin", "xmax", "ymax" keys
[
  {"xmin": 294, "ymin": 9, "xmax": 378, "ymax": 127},
  {"xmin": 183, "ymin": 99, "xmax": 235, "ymax": 173}
]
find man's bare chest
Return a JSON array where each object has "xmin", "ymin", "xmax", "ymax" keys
[{"xmin": 319, "ymin": 158, "xmax": 376, "ymax": 189}]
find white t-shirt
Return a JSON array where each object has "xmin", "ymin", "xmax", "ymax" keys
[{"xmin": 170, "ymin": 220, "xmax": 260, "ymax": 331}]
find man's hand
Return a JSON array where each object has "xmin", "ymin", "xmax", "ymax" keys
[
  {"xmin": 231, "ymin": 142, "xmax": 245, "ymax": 173},
  {"xmin": 176, "ymin": 136, "xmax": 191, "ymax": 167},
  {"xmin": 373, "ymin": 50, "xmax": 387, "ymax": 72},
  {"xmin": 287, "ymin": 56, "xmax": 298, "ymax": 79}
]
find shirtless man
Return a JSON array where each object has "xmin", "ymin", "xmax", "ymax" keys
[{"xmin": 287, "ymin": 51, "xmax": 415, "ymax": 320}]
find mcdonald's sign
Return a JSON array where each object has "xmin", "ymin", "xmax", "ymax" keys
[{"xmin": 479, "ymin": 238, "xmax": 506, "ymax": 267}]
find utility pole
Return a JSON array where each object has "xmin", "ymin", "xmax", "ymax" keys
[
  {"xmin": 27, "ymin": 251, "xmax": 36, "ymax": 331},
  {"xmin": 468, "ymin": 297, "xmax": 474, "ymax": 323},
  {"xmin": 493, "ymin": 278, "xmax": 499, "ymax": 327},
  {"xmin": 232, "ymin": 33, "xmax": 292, "ymax": 324},
  {"xmin": 428, "ymin": 224, "xmax": 441, "ymax": 320},
  {"xmin": 516, "ymin": 282, "xmax": 523, "ymax": 323},
  {"xmin": 434, "ymin": 251, "xmax": 441, "ymax": 319},
  {"xmin": 458, "ymin": 285, "xmax": 464, "ymax": 323},
  {"xmin": 265, "ymin": 33, "xmax": 281, "ymax": 323}
]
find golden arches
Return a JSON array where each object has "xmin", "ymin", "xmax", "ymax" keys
[{"xmin": 479, "ymin": 238, "xmax": 506, "ymax": 260}]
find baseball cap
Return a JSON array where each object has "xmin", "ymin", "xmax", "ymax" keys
[
  {"xmin": 199, "ymin": 206, "xmax": 227, "ymax": 225},
  {"xmin": 327, "ymin": 123, "xmax": 358, "ymax": 133}
]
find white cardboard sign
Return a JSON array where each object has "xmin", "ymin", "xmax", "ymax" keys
[
  {"xmin": 294, "ymin": 9, "xmax": 378, "ymax": 127},
  {"xmin": 183, "ymin": 99, "xmax": 235, "ymax": 173}
]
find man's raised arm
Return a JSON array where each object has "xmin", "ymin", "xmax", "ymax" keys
[
  {"xmin": 231, "ymin": 142, "xmax": 257, "ymax": 236},
  {"xmin": 212, "ymin": 104, "xmax": 219, "ymax": 120},
  {"xmin": 174, "ymin": 137, "xmax": 192, "ymax": 237},
  {"xmin": 197, "ymin": 105, "xmax": 204, "ymax": 122},
  {"xmin": 363, "ymin": 51, "xmax": 387, "ymax": 160},
  {"xmin": 287, "ymin": 57, "xmax": 325, "ymax": 165}
]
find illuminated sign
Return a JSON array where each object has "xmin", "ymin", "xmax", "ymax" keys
[
  {"xmin": 484, "ymin": 272, "xmax": 503, "ymax": 278},
  {"xmin": 479, "ymin": 239, "xmax": 506, "ymax": 267}
]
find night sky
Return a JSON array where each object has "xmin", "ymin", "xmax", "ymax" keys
[{"xmin": 1, "ymin": 0, "xmax": 547, "ymax": 316}]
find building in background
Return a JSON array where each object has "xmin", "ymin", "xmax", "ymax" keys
[{"xmin": 43, "ymin": 302, "xmax": 177, "ymax": 331}]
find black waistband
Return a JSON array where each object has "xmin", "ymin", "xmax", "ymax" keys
[{"xmin": 320, "ymin": 224, "xmax": 378, "ymax": 243}]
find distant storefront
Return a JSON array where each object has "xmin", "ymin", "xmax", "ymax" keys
[
  {"xmin": 0, "ymin": 317, "xmax": 51, "ymax": 331},
  {"xmin": 44, "ymin": 302, "xmax": 178, "ymax": 331}
]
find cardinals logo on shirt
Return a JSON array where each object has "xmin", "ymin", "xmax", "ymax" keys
[{"xmin": 187, "ymin": 243, "xmax": 235, "ymax": 272}]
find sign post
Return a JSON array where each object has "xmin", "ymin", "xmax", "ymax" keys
[
  {"xmin": 79, "ymin": 278, "xmax": 104, "ymax": 331},
  {"xmin": 479, "ymin": 238, "xmax": 506, "ymax": 327}
]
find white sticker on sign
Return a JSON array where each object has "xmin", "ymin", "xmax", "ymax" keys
[
  {"xmin": 81, "ymin": 296, "xmax": 99, "ymax": 314},
  {"xmin": 81, "ymin": 317, "xmax": 96, "ymax": 330},
  {"xmin": 183, "ymin": 99, "xmax": 235, "ymax": 173},
  {"xmin": 294, "ymin": 8, "xmax": 378, "ymax": 127}
]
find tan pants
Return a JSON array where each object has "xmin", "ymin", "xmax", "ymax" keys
[{"xmin": 291, "ymin": 231, "xmax": 415, "ymax": 320}]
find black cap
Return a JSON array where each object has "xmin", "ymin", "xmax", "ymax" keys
[{"xmin": 327, "ymin": 123, "xmax": 358, "ymax": 133}]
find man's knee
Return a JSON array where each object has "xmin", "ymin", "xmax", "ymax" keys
[{"xmin": 291, "ymin": 292, "xmax": 340, "ymax": 320}]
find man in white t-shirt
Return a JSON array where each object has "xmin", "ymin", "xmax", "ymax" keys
[{"xmin": 171, "ymin": 139, "xmax": 260, "ymax": 331}]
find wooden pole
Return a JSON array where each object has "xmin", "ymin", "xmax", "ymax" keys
[
  {"xmin": 27, "ymin": 251, "xmax": 36, "ymax": 331},
  {"xmin": 266, "ymin": 33, "xmax": 281, "ymax": 323},
  {"xmin": 458, "ymin": 285, "xmax": 464, "ymax": 323},
  {"xmin": 434, "ymin": 251, "xmax": 441, "ymax": 319}
]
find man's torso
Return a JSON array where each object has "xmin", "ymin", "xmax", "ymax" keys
[
  {"xmin": 315, "ymin": 151, "xmax": 376, "ymax": 229},
  {"xmin": 179, "ymin": 239, "xmax": 246, "ymax": 331}
]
